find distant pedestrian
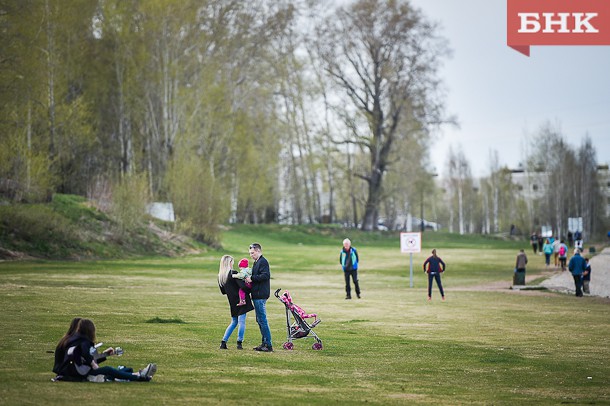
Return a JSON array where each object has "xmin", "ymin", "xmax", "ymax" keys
[
  {"xmin": 552, "ymin": 238, "xmax": 561, "ymax": 267},
  {"xmin": 568, "ymin": 248, "xmax": 586, "ymax": 297},
  {"xmin": 514, "ymin": 249, "xmax": 528, "ymax": 285},
  {"xmin": 340, "ymin": 238, "xmax": 361, "ymax": 299},
  {"xmin": 574, "ymin": 231, "xmax": 583, "ymax": 251},
  {"xmin": 530, "ymin": 232, "xmax": 538, "ymax": 254},
  {"xmin": 542, "ymin": 239, "xmax": 553, "ymax": 267},
  {"xmin": 423, "ymin": 249, "xmax": 446, "ymax": 301},
  {"xmin": 537, "ymin": 235, "xmax": 544, "ymax": 255},
  {"xmin": 558, "ymin": 240, "xmax": 568, "ymax": 271},
  {"xmin": 583, "ymin": 258, "xmax": 592, "ymax": 294}
]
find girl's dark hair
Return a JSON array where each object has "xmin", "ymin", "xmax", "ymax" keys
[
  {"xmin": 77, "ymin": 318, "xmax": 96, "ymax": 343},
  {"xmin": 57, "ymin": 317, "xmax": 82, "ymax": 350}
]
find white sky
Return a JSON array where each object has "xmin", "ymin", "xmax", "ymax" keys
[{"xmin": 408, "ymin": 0, "xmax": 610, "ymax": 177}]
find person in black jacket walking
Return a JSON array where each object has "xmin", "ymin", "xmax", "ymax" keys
[
  {"xmin": 245, "ymin": 242, "xmax": 273, "ymax": 352},
  {"xmin": 218, "ymin": 255, "xmax": 254, "ymax": 350},
  {"xmin": 423, "ymin": 249, "xmax": 446, "ymax": 301}
]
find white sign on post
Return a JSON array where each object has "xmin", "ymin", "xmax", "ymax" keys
[
  {"xmin": 400, "ymin": 232, "xmax": 421, "ymax": 253},
  {"xmin": 400, "ymin": 232, "xmax": 421, "ymax": 288}
]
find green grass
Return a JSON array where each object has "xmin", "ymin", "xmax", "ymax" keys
[{"xmin": 0, "ymin": 225, "xmax": 608, "ymax": 405}]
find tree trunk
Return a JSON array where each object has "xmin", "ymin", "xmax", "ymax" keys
[
  {"xmin": 362, "ymin": 169, "xmax": 382, "ymax": 231},
  {"xmin": 45, "ymin": 0, "xmax": 56, "ymax": 163}
]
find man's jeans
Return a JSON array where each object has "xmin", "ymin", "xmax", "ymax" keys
[{"xmin": 253, "ymin": 298, "xmax": 272, "ymax": 347}]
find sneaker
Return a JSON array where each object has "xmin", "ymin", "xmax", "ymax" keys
[
  {"xmin": 257, "ymin": 345, "xmax": 274, "ymax": 352},
  {"xmin": 220, "ymin": 341, "xmax": 227, "ymax": 350},
  {"xmin": 253, "ymin": 344, "xmax": 265, "ymax": 351},
  {"xmin": 345, "ymin": 295, "xmax": 351, "ymax": 300},
  {"xmin": 236, "ymin": 341, "xmax": 243, "ymax": 350},
  {"xmin": 139, "ymin": 363, "xmax": 157, "ymax": 379},
  {"xmin": 356, "ymin": 293, "xmax": 361, "ymax": 299}
]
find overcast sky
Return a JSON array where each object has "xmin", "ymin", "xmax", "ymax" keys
[{"xmin": 406, "ymin": 0, "xmax": 610, "ymax": 177}]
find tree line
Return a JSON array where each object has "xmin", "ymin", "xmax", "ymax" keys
[{"xmin": 1, "ymin": 0, "xmax": 606, "ymax": 243}]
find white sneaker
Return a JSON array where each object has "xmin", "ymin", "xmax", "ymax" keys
[{"xmin": 139, "ymin": 363, "xmax": 157, "ymax": 379}]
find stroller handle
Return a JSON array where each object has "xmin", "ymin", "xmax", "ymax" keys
[{"xmin": 274, "ymin": 288, "xmax": 281, "ymax": 298}]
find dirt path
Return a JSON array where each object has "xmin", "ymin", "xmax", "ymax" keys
[
  {"xmin": 540, "ymin": 247, "xmax": 610, "ymax": 298},
  {"xmin": 457, "ymin": 247, "xmax": 610, "ymax": 300}
]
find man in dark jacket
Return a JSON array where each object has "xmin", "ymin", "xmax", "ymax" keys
[
  {"xmin": 568, "ymin": 248, "xmax": 586, "ymax": 297},
  {"xmin": 245, "ymin": 243, "xmax": 273, "ymax": 352}
]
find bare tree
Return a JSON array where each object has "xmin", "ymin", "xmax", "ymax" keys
[{"xmin": 314, "ymin": 0, "xmax": 449, "ymax": 230}]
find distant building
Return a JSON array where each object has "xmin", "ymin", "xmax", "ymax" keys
[{"xmin": 510, "ymin": 164, "xmax": 610, "ymax": 218}]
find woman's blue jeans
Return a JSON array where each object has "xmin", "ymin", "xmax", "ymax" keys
[
  {"xmin": 427, "ymin": 272, "xmax": 445, "ymax": 298},
  {"xmin": 253, "ymin": 299, "xmax": 272, "ymax": 347},
  {"xmin": 223, "ymin": 313, "xmax": 247, "ymax": 342}
]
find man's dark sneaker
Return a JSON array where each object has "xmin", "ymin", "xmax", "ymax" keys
[
  {"xmin": 237, "ymin": 341, "xmax": 243, "ymax": 350},
  {"xmin": 357, "ymin": 293, "xmax": 361, "ymax": 299},
  {"xmin": 220, "ymin": 341, "xmax": 227, "ymax": 350},
  {"xmin": 345, "ymin": 295, "xmax": 351, "ymax": 300},
  {"xmin": 253, "ymin": 344, "xmax": 264, "ymax": 351},
  {"xmin": 258, "ymin": 345, "xmax": 274, "ymax": 352}
]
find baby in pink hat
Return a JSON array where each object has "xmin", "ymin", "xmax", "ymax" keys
[{"xmin": 233, "ymin": 258, "xmax": 253, "ymax": 306}]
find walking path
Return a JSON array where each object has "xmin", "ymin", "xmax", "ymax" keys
[{"xmin": 540, "ymin": 247, "xmax": 610, "ymax": 298}]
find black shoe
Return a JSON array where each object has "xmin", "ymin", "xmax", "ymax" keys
[
  {"xmin": 259, "ymin": 345, "xmax": 274, "ymax": 352},
  {"xmin": 356, "ymin": 293, "xmax": 361, "ymax": 299},
  {"xmin": 237, "ymin": 341, "xmax": 243, "ymax": 350},
  {"xmin": 345, "ymin": 295, "xmax": 351, "ymax": 300},
  {"xmin": 253, "ymin": 344, "xmax": 264, "ymax": 351},
  {"xmin": 220, "ymin": 341, "xmax": 227, "ymax": 350}
]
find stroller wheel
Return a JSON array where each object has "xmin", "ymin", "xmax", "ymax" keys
[
  {"xmin": 283, "ymin": 342, "xmax": 294, "ymax": 350},
  {"xmin": 312, "ymin": 342, "xmax": 323, "ymax": 350}
]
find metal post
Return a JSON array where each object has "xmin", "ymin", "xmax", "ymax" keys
[{"xmin": 409, "ymin": 253, "xmax": 414, "ymax": 288}]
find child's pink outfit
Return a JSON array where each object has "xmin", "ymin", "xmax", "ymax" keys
[{"xmin": 234, "ymin": 258, "xmax": 253, "ymax": 306}]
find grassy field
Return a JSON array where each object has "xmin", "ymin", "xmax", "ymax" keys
[{"xmin": 0, "ymin": 225, "xmax": 608, "ymax": 405}]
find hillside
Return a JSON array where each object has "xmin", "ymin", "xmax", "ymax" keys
[
  {"xmin": 1, "ymin": 194, "xmax": 551, "ymax": 261},
  {"xmin": 0, "ymin": 194, "xmax": 203, "ymax": 260}
]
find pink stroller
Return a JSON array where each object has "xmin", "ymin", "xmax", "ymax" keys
[{"xmin": 274, "ymin": 289, "xmax": 322, "ymax": 350}]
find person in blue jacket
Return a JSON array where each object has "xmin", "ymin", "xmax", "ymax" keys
[
  {"xmin": 423, "ymin": 249, "xmax": 446, "ymax": 301},
  {"xmin": 568, "ymin": 248, "xmax": 586, "ymax": 297},
  {"xmin": 340, "ymin": 238, "xmax": 361, "ymax": 299}
]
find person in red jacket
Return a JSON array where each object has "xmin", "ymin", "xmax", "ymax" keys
[{"xmin": 423, "ymin": 249, "xmax": 446, "ymax": 301}]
